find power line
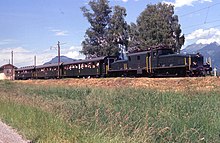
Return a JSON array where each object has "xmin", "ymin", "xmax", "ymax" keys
[
  {"xmin": 180, "ymin": 3, "xmax": 220, "ymax": 32},
  {"xmin": 204, "ymin": 6, "xmax": 210, "ymax": 24},
  {"xmin": 180, "ymin": 3, "xmax": 220, "ymax": 17},
  {"xmin": 185, "ymin": 24, "xmax": 220, "ymax": 35},
  {"xmin": 183, "ymin": 19, "xmax": 220, "ymax": 30}
]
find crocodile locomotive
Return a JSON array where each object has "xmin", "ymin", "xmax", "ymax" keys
[{"xmin": 15, "ymin": 47, "xmax": 212, "ymax": 79}]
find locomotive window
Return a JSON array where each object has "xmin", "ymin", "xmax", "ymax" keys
[
  {"xmin": 158, "ymin": 49, "xmax": 174, "ymax": 55},
  {"xmin": 128, "ymin": 56, "xmax": 131, "ymax": 61},
  {"xmin": 137, "ymin": 56, "xmax": 140, "ymax": 60}
]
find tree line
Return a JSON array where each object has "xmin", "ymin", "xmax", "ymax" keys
[{"xmin": 81, "ymin": 0, "xmax": 185, "ymax": 58}]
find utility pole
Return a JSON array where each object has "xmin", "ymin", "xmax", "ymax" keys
[
  {"xmin": 51, "ymin": 41, "xmax": 65, "ymax": 79},
  {"xmin": 57, "ymin": 41, "xmax": 61, "ymax": 79},
  {"xmin": 11, "ymin": 51, "xmax": 14, "ymax": 80},
  {"xmin": 34, "ymin": 55, "xmax": 36, "ymax": 66}
]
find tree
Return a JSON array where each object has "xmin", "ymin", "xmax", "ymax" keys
[
  {"xmin": 81, "ymin": 0, "xmax": 112, "ymax": 58},
  {"xmin": 128, "ymin": 3, "xmax": 185, "ymax": 53},
  {"xmin": 128, "ymin": 22, "xmax": 141, "ymax": 52},
  {"xmin": 108, "ymin": 6, "xmax": 129, "ymax": 56},
  {"xmin": 172, "ymin": 15, "xmax": 185, "ymax": 53},
  {"xmin": 81, "ymin": 0, "xmax": 129, "ymax": 58}
]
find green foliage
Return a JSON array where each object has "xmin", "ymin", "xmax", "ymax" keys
[
  {"xmin": 128, "ymin": 3, "xmax": 185, "ymax": 53},
  {"xmin": 81, "ymin": 1, "xmax": 185, "ymax": 56},
  {"xmin": 108, "ymin": 6, "xmax": 129, "ymax": 52},
  {"xmin": 81, "ymin": 0, "xmax": 129, "ymax": 58},
  {"xmin": 81, "ymin": 0, "xmax": 113, "ymax": 58}
]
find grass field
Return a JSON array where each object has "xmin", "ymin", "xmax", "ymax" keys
[{"xmin": 0, "ymin": 80, "xmax": 220, "ymax": 142}]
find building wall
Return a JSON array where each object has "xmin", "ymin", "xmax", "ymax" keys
[
  {"xmin": 0, "ymin": 73, "xmax": 5, "ymax": 80},
  {"xmin": 0, "ymin": 64, "xmax": 15, "ymax": 80}
]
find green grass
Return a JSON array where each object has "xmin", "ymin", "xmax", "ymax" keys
[
  {"xmin": 0, "ymin": 97, "xmax": 81, "ymax": 142},
  {"xmin": 0, "ymin": 80, "xmax": 220, "ymax": 142}
]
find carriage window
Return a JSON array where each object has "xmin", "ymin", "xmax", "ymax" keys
[
  {"xmin": 137, "ymin": 56, "xmax": 140, "ymax": 60},
  {"xmin": 88, "ymin": 62, "xmax": 92, "ymax": 68},
  {"xmin": 91, "ymin": 62, "xmax": 94, "ymax": 68},
  {"xmin": 96, "ymin": 62, "xmax": 99, "ymax": 67}
]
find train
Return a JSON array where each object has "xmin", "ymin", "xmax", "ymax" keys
[{"xmin": 15, "ymin": 47, "xmax": 212, "ymax": 80}]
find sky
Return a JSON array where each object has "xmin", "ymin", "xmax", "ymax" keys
[{"xmin": 0, "ymin": 0, "xmax": 220, "ymax": 67}]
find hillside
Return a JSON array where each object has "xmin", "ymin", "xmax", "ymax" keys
[{"xmin": 44, "ymin": 56, "xmax": 77, "ymax": 65}]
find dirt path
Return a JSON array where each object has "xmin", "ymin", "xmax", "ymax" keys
[
  {"xmin": 0, "ymin": 121, "xmax": 28, "ymax": 143},
  {"xmin": 17, "ymin": 77, "xmax": 220, "ymax": 92}
]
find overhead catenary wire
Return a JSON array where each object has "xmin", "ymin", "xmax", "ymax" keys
[
  {"xmin": 204, "ymin": 6, "xmax": 210, "ymax": 24},
  {"xmin": 183, "ymin": 19, "xmax": 220, "ymax": 30},
  {"xmin": 184, "ymin": 24, "xmax": 220, "ymax": 35},
  {"xmin": 180, "ymin": 3, "xmax": 220, "ymax": 32},
  {"xmin": 179, "ymin": 2, "xmax": 220, "ymax": 17}
]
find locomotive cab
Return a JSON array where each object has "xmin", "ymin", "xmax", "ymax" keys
[
  {"xmin": 191, "ymin": 53, "xmax": 204, "ymax": 67},
  {"xmin": 189, "ymin": 53, "xmax": 212, "ymax": 76}
]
